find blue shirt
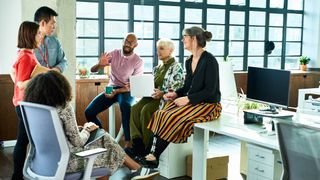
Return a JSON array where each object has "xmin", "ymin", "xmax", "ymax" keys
[{"xmin": 34, "ymin": 36, "xmax": 68, "ymax": 72}]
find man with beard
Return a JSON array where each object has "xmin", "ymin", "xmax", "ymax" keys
[{"xmin": 85, "ymin": 33, "xmax": 143, "ymax": 148}]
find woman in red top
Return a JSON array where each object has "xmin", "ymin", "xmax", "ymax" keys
[{"xmin": 10, "ymin": 21, "xmax": 41, "ymax": 180}]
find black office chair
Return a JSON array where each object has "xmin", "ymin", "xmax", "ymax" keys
[{"xmin": 276, "ymin": 121, "xmax": 320, "ymax": 180}]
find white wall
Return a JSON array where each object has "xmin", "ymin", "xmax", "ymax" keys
[
  {"xmin": 0, "ymin": 0, "xmax": 76, "ymax": 104},
  {"xmin": 303, "ymin": 0, "xmax": 320, "ymax": 68},
  {"xmin": 0, "ymin": 0, "xmax": 21, "ymax": 74}
]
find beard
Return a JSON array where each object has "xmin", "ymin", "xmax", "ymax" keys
[{"xmin": 122, "ymin": 46, "xmax": 133, "ymax": 55}]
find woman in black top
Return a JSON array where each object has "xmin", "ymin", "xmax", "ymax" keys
[{"xmin": 142, "ymin": 26, "xmax": 222, "ymax": 167}]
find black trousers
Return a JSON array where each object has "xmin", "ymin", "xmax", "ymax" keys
[{"xmin": 12, "ymin": 106, "xmax": 29, "ymax": 180}]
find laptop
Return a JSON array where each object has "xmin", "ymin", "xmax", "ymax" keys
[
  {"xmin": 130, "ymin": 74, "xmax": 154, "ymax": 97},
  {"xmin": 84, "ymin": 128, "xmax": 105, "ymax": 148}
]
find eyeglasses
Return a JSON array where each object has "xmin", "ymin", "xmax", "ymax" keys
[{"xmin": 123, "ymin": 39, "xmax": 136, "ymax": 46}]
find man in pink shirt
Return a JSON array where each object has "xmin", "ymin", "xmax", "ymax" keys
[{"xmin": 85, "ymin": 33, "xmax": 143, "ymax": 147}]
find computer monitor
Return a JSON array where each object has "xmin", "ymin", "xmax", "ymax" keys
[{"xmin": 246, "ymin": 66, "xmax": 291, "ymax": 113}]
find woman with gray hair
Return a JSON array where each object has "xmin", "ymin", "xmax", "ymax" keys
[
  {"xmin": 142, "ymin": 26, "xmax": 222, "ymax": 168},
  {"xmin": 127, "ymin": 38, "xmax": 184, "ymax": 159}
]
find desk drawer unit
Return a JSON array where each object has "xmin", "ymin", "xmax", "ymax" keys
[
  {"xmin": 248, "ymin": 144, "xmax": 275, "ymax": 166},
  {"xmin": 247, "ymin": 144, "xmax": 282, "ymax": 180}
]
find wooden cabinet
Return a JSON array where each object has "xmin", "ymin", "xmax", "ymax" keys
[
  {"xmin": 234, "ymin": 71, "xmax": 320, "ymax": 108},
  {"xmin": 0, "ymin": 75, "xmax": 18, "ymax": 141},
  {"xmin": 75, "ymin": 77, "xmax": 121, "ymax": 133},
  {"xmin": 289, "ymin": 71, "xmax": 320, "ymax": 107}
]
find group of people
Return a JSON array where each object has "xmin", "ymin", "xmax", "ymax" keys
[{"xmin": 11, "ymin": 5, "xmax": 222, "ymax": 180}]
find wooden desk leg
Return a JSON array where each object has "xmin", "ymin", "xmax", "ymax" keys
[{"xmin": 193, "ymin": 127, "xmax": 208, "ymax": 180}]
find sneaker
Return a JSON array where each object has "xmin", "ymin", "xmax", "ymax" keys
[{"xmin": 131, "ymin": 167, "xmax": 159, "ymax": 180}]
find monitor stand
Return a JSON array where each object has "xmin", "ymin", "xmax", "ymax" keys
[
  {"xmin": 243, "ymin": 108, "xmax": 294, "ymax": 124},
  {"xmin": 258, "ymin": 106, "xmax": 279, "ymax": 114}
]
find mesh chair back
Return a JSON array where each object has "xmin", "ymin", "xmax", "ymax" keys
[
  {"xmin": 276, "ymin": 121, "xmax": 320, "ymax": 180},
  {"xmin": 20, "ymin": 102, "xmax": 69, "ymax": 177}
]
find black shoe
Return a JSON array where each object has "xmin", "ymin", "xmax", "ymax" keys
[
  {"xmin": 134, "ymin": 156, "xmax": 159, "ymax": 168},
  {"xmin": 145, "ymin": 159, "xmax": 159, "ymax": 168},
  {"xmin": 131, "ymin": 167, "xmax": 159, "ymax": 180}
]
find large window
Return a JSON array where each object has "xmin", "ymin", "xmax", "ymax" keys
[{"xmin": 76, "ymin": 0, "xmax": 304, "ymax": 72}]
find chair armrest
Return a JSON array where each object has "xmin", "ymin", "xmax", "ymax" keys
[
  {"xmin": 75, "ymin": 147, "xmax": 107, "ymax": 157},
  {"xmin": 74, "ymin": 148, "xmax": 107, "ymax": 180}
]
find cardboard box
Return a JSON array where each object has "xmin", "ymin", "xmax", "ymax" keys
[{"xmin": 186, "ymin": 154, "xmax": 229, "ymax": 180}]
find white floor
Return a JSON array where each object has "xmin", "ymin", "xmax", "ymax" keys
[
  {"xmin": 209, "ymin": 133, "xmax": 245, "ymax": 180},
  {"xmin": 110, "ymin": 133, "xmax": 244, "ymax": 180}
]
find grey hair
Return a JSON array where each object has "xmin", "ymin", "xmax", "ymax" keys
[
  {"xmin": 183, "ymin": 26, "xmax": 212, "ymax": 48},
  {"xmin": 157, "ymin": 38, "xmax": 175, "ymax": 50}
]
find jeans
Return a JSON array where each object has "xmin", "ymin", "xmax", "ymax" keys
[
  {"xmin": 12, "ymin": 106, "xmax": 29, "ymax": 180},
  {"xmin": 85, "ymin": 90, "xmax": 134, "ymax": 141}
]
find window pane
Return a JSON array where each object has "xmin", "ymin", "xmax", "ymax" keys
[
  {"xmin": 159, "ymin": 23, "xmax": 180, "ymax": 39},
  {"xmin": 105, "ymin": 21, "xmax": 128, "ymax": 37},
  {"xmin": 185, "ymin": 8, "xmax": 202, "ymax": 23},
  {"xmin": 134, "ymin": 5, "xmax": 154, "ymax": 21},
  {"xmin": 142, "ymin": 57, "xmax": 153, "ymax": 72},
  {"xmin": 287, "ymin": 14, "xmax": 302, "ymax": 27},
  {"xmin": 286, "ymin": 43, "xmax": 301, "ymax": 56},
  {"xmin": 135, "ymin": 40, "xmax": 153, "ymax": 56},
  {"xmin": 288, "ymin": 0, "xmax": 303, "ymax": 10},
  {"xmin": 229, "ymin": 26, "xmax": 244, "ymax": 40},
  {"xmin": 185, "ymin": 0, "xmax": 203, "ymax": 2},
  {"xmin": 230, "ymin": 11, "xmax": 245, "ymax": 25},
  {"xmin": 206, "ymin": 41, "xmax": 224, "ymax": 56},
  {"xmin": 268, "ymin": 57, "xmax": 281, "ymax": 69},
  {"xmin": 270, "ymin": 0, "xmax": 284, "ymax": 8},
  {"xmin": 171, "ymin": 40, "xmax": 180, "ymax": 57},
  {"xmin": 76, "ymin": 2, "xmax": 98, "ymax": 18},
  {"xmin": 76, "ymin": 39, "xmax": 98, "ymax": 56},
  {"xmin": 207, "ymin": 25, "xmax": 225, "ymax": 40},
  {"xmin": 272, "ymin": 42, "xmax": 282, "ymax": 56},
  {"xmin": 207, "ymin": 9, "xmax": 225, "ymax": 24},
  {"xmin": 250, "ymin": 0, "xmax": 266, "ymax": 8},
  {"xmin": 285, "ymin": 57, "xmax": 299, "ymax": 70},
  {"xmin": 229, "ymin": 41, "xmax": 244, "ymax": 56},
  {"xmin": 77, "ymin": 20, "xmax": 98, "ymax": 37},
  {"xmin": 230, "ymin": 0, "xmax": 245, "ymax": 6},
  {"xmin": 159, "ymin": 6, "xmax": 180, "ymax": 22},
  {"xmin": 105, "ymin": 39, "xmax": 122, "ymax": 52},
  {"xmin": 160, "ymin": 0, "xmax": 180, "ymax": 2},
  {"xmin": 134, "ymin": 22, "xmax": 153, "ymax": 38},
  {"xmin": 269, "ymin": 27, "xmax": 283, "ymax": 41},
  {"xmin": 229, "ymin": 57, "xmax": 243, "ymax": 71},
  {"xmin": 249, "ymin": 27, "xmax": 265, "ymax": 40},
  {"xmin": 77, "ymin": 57, "xmax": 99, "ymax": 72},
  {"xmin": 248, "ymin": 42, "xmax": 264, "ymax": 55},
  {"xmin": 286, "ymin": 28, "xmax": 301, "ymax": 41},
  {"xmin": 248, "ymin": 57, "xmax": 264, "ymax": 67},
  {"xmin": 105, "ymin": 2, "xmax": 128, "ymax": 20},
  {"xmin": 207, "ymin": 0, "xmax": 226, "ymax": 5},
  {"xmin": 184, "ymin": 23, "xmax": 202, "ymax": 29},
  {"xmin": 269, "ymin": 13, "xmax": 283, "ymax": 26},
  {"xmin": 249, "ymin": 11, "xmax": 265, "ymax": 26}
]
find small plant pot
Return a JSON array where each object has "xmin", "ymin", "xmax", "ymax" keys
[{"xmin": 300, "ymin": 64, "xmax": 307, "ymax": 71}]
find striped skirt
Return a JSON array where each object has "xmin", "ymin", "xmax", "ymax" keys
[{"xmin": 147, "ymin": 101, "xmax": 222, "ymax": 143}]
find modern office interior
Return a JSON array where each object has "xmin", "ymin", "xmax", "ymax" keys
[{"xmin": 1, "ymin": 0, "xmax": 320, "ymax": 179}]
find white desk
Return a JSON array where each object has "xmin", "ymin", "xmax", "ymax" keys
[{"xmin": 192, "ymin": 113, "xmax": 280, "ymax": 180}]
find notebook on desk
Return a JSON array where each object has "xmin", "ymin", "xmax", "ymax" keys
[{"xmin": 130, "ymin": 74, "xmax": 154, "ymax": 97}]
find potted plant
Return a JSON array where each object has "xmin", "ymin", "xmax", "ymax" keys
[{"xmin": 299, "ymin": 56, "xmax": 310, "ymax": 71}]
